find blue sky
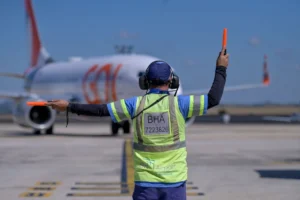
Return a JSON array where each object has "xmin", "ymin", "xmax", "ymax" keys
[{"xmin": 0, "ymin": 0, "xmax": 299, "ymax": 104}]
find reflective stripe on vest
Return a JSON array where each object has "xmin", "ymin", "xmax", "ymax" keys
[
  {"xmin": 110, "ymin": 99, "xmax": 131, "ymax": 122},
  {"xmin": 135, "ymin": 96, "xmax": 146, "ymax": 143},
  {"xmin": 187, "ymin": 95, "xmax": 205, "ymax": 118},
  {"xmin": 134, "ymin": 95, "xmax": 183, "ymax": 152},
  {"xmin": 133, "ymin": 140, "xmax": 186, "ymax": 152}
]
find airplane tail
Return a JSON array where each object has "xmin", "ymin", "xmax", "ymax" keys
[
  {"xmin": 23, "ymin": 0, "xmax": 54, "ymax": 75},
  {"xmin": 263, "ymin": 54, "xmax": 270, "ymax": 86}
]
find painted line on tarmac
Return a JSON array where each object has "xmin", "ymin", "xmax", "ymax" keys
[
  {"xmin": 75, "ymin": 181, "xmax": 194, "ymax": 185},
  {"xmin": 71, "ymin": 186, "xmax": 198, "ymax": 190},
  {"xmin": 28, "ymin": 187, "xmax": 56, "ymax": 191},
  {"xmin": 35, "ymin": 182, "xmax": 61, "ymax": 186},
  {"xmin": 75, "ymin": 182, "xmax": 129, "ymax": 185},
  {"xmin": 19, "ymin": 181, "xmax": 61, "ymax": 198},
  {"xmin": 187, "ymin": 192, "xmax": 205, "ymax": 196},
  {"xmin": 19, "ymin": 192, "xmax": 52, "ymax": 198},
  {"xmin": 122, "ymin": 139, "xmax": 134, "ymax": 194},
  {"xmin": 67, "ymin": 193, "xmax": 131, "ymax": 197},
  {"xmin": 71, "ymin": 187, "xmax": 121, "ymax": 190}
]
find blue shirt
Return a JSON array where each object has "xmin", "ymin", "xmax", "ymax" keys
[{"xmin": 107, "ymin": 88, "xmax": 208, "ymax": 188}]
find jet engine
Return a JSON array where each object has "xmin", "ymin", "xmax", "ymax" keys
[{"xmin": 11, "ymin": 98, "xmax": 56, "ymax": 131}]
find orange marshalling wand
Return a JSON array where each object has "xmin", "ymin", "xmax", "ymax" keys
[
  {"xmin": 222, "ymin": 28, "xmax": 227, "ymax": 55},
  {"xmin": 222, "ymin": 28, "xmax": 227, "ymax": 48},
  {"xmin": 26, "ymin": 101, "xmax": 48, "ymax": 106}
]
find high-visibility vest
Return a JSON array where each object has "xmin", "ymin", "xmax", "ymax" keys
[{"xmin": 132, "ymin": 94, "xmax": 187, "ymax": 183}]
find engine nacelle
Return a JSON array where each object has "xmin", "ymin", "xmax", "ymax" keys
[{"xmin": 12, "ymin": 98, "xmax": 56, "ymax": 130}]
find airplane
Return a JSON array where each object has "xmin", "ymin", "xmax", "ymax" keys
[
  {"xmin": 263, "ymin": 113, "xmax": 300, "ymax": 123},
  {"xmin": 0, "ymin": 0, "xmax": 270, "ymax": 136}
]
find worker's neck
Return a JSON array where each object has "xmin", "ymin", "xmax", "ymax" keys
[{"xmin": 150, "ymin": 85, "xmax": 169, "ymax": 91}]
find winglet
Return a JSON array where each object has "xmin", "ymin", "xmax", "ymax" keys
[{"xmin": 263, "ymin": 54, "xmax": 270, "ymax": 86}]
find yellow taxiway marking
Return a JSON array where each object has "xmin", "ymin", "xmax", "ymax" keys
[
  {"xmin": 125, "ymin": 139, "xmax": 134, "ymax": 194},
  {"xmin": 71, "ymin": 187, "xmax": 121, "ymax": 190},
  {"xmin": 19, "ymin": 192, "xmax": 52, "ymax": 197},
  {"xmin": 28, "ymin": 187, "xmax": 56, "ymax": 191},
  {"xmin": 71, "ymin": 186, "xmax": 198, "ymax": 190},
  {"xmin": 75, "ymin": 181, "xmax": 194, "ymax": 185},
  {"xmin": 67, "ymin": 193, "xmax": 131, "ymax": 197},
  {"xmin": 35, "ymin": 182, "xmax": 61, "ymax": 186},
  {"xmin": 66, "ymin": 192, "xmax": 204, "ymax": 197}
]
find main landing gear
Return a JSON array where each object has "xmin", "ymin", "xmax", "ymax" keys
[
  {"xmin": 219, "ymin": 109, "xmax": 231, "ymax": 124},
  {"xmin": 111, "ymin": 120, "xmax": 131, "ymax": 136}
]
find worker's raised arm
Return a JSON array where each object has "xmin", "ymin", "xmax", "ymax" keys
[
  {"xmin": 207, "ymin": 47, "xmax": 229, "ymax": 109},
  {"xmin": 207, "ymin": 66, "xmax": 227, "ymax": 109},
  {"xmin": 178, "ymin": 47, "xmax": 229, "ymax": 119}
]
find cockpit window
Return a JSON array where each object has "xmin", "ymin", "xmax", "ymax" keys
[{"xmin": 137, "ymin": 71, "xmax": 145, "ymax": 77}]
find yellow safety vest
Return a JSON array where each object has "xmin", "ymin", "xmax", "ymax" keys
[
  {"xmin": 108, "ymin": 93, "xmax": 207, "ymax": 184},
  {"xmin": 132, "ymin": 94, "xmax": 187, "ymax": 183}
]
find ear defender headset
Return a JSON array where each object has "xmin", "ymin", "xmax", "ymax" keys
[
  {"xmin": 131, "ymin": 61, "xmax": 180, "ymax": 120},
  {"xmin": 138, "ymin": 60, "xmax": 180, "ymax": 92}
]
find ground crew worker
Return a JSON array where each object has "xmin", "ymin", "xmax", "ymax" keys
[{"xmin": 47, "ymin": 47, "xmax": 229, "ymax": 200}]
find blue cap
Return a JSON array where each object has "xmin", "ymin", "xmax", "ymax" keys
[{"xmin": 146, "ymin": 61, "xmax": 171, "ymax": 82}]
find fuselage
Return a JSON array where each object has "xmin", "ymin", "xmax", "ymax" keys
[{"xmin": 24, "ymin": 54, "xmax": 183, "ymax": 103}]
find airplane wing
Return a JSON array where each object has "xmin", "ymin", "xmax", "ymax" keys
[
  {"xmin": 0, "ymin": 73, "xmax": 25, "ymax": 79},
  {"xmin": 262, "ymin": 116, "xmax": 292, "ymax": 123},
  {"xmin": 0, "ymin": 88, "xmax": 82, "ymax": 105},
  {"xmin": 184, "ymin": 83, "xmax": 268, "ymax": 95},
  {"xmin": 0, "ymin": 91, "xmax": 35, "ymax": 100},
  {"xmin": 184, "ymin": 54, "xmax": 270, "ymax": 95},
  {"xmin": 0, "ymin": 73, "xmax": 29, "ymax": 99}
]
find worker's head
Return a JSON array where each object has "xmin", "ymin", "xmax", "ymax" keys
[
  {"xmin": 146, "ymin": 61, "xmax": 172, "ymax": 89},
  {"xmin": 138, "ymin": 60, "xmax": 180, "ymax": 91}
]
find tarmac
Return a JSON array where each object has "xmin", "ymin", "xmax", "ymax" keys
[{"xmin": 0, "ymin": 123, "xmax": 299, "ymax": 200}]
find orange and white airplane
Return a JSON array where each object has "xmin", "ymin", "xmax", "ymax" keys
[{"xmin": 0, "ymin": 0, "xmax": 270, "ymax": 135}]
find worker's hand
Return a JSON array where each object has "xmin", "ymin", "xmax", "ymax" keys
[
  {"xmin": 46, "ymin": 100, "xmax": 69, "ymax": 112},
  {"xmin": 216, "ymin": 47, "xmax": 229, "ymax": 67}
]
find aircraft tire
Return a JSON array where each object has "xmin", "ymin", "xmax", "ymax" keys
[
  {"xmin": 33, "ymin": 130, "xmax": 41, "ymax": 135},
  {"xmin": 123, "ymin": 120, "xmax": 130, "ymax": 134},
  {"xmin": 45, "ymin": 125, "xmax": 54, "ymax": 135}
]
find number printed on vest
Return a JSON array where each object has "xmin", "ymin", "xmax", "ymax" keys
[{"xmin": 143, "ymin": 112, "xmax": 170, "ymax": 135}]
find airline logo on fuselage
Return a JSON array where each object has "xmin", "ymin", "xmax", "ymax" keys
[{"xmin": 82, "ymin": 63, "xmax": 123, "ymax": 104}]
